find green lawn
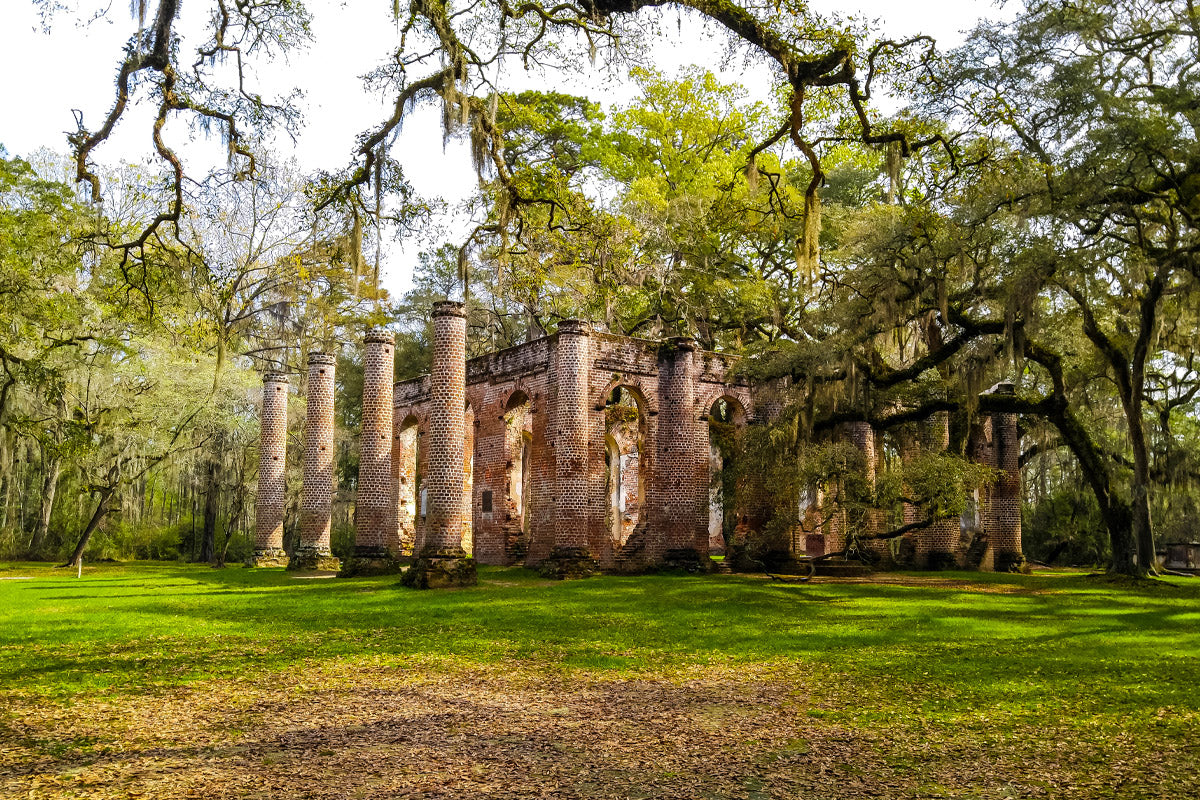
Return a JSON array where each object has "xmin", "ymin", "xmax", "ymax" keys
[{"xmin": 1, "ymin": 562, "xmax": 1197, "ymax": 798}]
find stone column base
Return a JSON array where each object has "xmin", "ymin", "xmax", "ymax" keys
[
  {"xmin": 288, "ymin": 546, "xmax": 341, "ymax": 572},
  {"xmin": 661, "ymin": 548, "xmax": 710, "ymax": 574},
  {"xmin": 401, "ymin": 549, "xmax": 477, "ymax": 589},
  {"xmin": 994, "ymin": 551, "xmax": 1026, "ymax": 573},
  {"xmin": 338, "ymin": 545, "xmax": 402, "ymax": 577},
  {"xmin": 538, "ymin": 546, "xmax": 599, "ymax": 579},
  {"xmin": 246, "ymin": 548, "xmax": 289, "ymax": 568}
]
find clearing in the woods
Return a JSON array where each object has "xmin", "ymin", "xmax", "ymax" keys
[{"xmin": 1, "ymin": 563, "xmax": 1197, "ymax": 799}]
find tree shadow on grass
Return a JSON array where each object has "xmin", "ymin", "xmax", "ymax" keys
[{"xmin": 7, "ymin": 566, "xmax": 1200, "ymax": 721}]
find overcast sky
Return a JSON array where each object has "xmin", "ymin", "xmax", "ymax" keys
[{"xmin": 0, "ymin": 1, "xmax": 1008, "ymax": 293}]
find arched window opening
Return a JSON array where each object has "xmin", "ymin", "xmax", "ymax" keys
[
  {"xmin": 604, "ymin": 386, "xmax": 646, "ymax": 550},
  {"xmin": 463, "ymin": 402, "xmax": 475, "ymax": 556},
  {"xmin": 395, "ymin": 416, "xmax": 419, "ymax": 556},
  {"xmin": 503, "ymin": 392, "xmax": 533, "ymax": 552},
  {"xmin": 708, "ymin": 396, "xmax": 746, "ymax": 556}
]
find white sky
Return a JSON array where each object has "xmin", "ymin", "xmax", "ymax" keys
[{"xmin": 0, "ymin": 1, "xmax": 1009, "ymax": 294}]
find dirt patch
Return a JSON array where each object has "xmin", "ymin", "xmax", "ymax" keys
[{"xmin": 3, "ymin": 662, "xmax": 1193, "ymax": 799}]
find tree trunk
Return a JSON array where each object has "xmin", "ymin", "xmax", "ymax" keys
[
  {"xmin": 216, "ymin": 458, "xmax": 247, "ymax": 568},
  {"xmin": 0, "ymin": 432, "xmax": 11, "ymax": 536},
  {"xmin": 1001, "ymin": 342, "xmax": 1142, "ymax": 576},
  {"xmin": 29, "ymin": 450, "xmax": 61, "ymax": 558},
  {"xmin": 1125, "ymin": 265, "xmax": 1169, "ymax": 575},
  {"xmin": 62, "ymin": 485, "xmax": 116, "ymax": 569},
  {"xmin": 198, "ymin": 450, "xmax": 221, "ymax": 563}
]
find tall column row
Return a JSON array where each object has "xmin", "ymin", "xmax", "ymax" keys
[{"xmin": 811, "ymin": 391, "xmax": 1023, "ymax": 571}]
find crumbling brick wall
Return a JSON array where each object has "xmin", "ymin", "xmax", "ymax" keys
[
  {"xmin": 270, "ymin": 308, "xmax": 1021, "ymax": 573},
  {"xmin": 389, "ymin": 323, "xmax": 750, "ymax": 569}
]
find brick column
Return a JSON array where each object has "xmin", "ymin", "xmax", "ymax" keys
[
  {"xmin": 922, "ymin": 411, "xmax": 959, "ymax": 569},
  {"xmin": 353, "ymin": 329, "xmax": 395, "ymax": 564},
  {"xmin": 423, "ymin": 302, "xmax": 468, "ymax": 555},
  {"xmin": 657, "ymin": 337, "xmax": 708, "ymax": 570},
  {"xmin": 542, "ymin": 319, "xmax": 596, "ymax": 577},
  {"xmin": 985, "ymin": 382, "xmax": 1024, "ymax": 571},
  {"xmin": 403, "ymin": 302, "xmax": 477, "ymax": 588},
  {"xmin": 251, "ymin": 373, "xmax": 289, "ymax": 567},
  {"xmin": 294, "ymin": 353, "xmax": 340, "ymax": 570}
]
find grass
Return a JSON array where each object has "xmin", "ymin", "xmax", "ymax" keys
[{"xmin": 1, "ymin": 562, "xmax": 1198, "ymax": 798}]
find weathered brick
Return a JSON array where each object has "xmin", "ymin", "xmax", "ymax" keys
[
  {"xmin": 299, "ymin": 353, "xmax": 336, "ymax": 556},
  {"xmin": 356, "ymin": 329, "xmax": 395, "ymax": 556},
  {"xmin": 252, "ymin": 373, "xmax": 289, "ymax": 566}
]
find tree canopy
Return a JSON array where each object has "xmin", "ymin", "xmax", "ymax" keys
[{"xmin": 4, "ymin": 0, "xmax": 1198, "ymax": 576}]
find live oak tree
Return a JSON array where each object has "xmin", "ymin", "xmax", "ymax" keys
[
  {"xmin": 52, "ymin": 1, "xmax": 944, "ymax": 262},
  {"xmin": 927, "ymin": 0, "xmax": 1200, "ymax": 575},
  {"xmin": 29, "ymin": 0, "xmax": 1200, "ymax": 577}
]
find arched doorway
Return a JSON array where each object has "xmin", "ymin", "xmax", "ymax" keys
[
  {"xmin": 707, "ymin": 396, "xmax": 746, "ymax": 556},
  {"xmin": 463, "ymin": 402, "xmax": 475, "ymax": 556},
  {"xmin": 395, "ymin": 415, "xmax": 419, "ymax": 556},
  {"xmin": 604, "ymin": 386, "xmax": 647, "ymax": 552},
  {"xmin": 503, "ymin": 391, "xmax": 533, "ymax": 560}
]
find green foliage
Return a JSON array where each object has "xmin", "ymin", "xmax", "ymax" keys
[
  {"xmin": 88, "ymin": 521, "xmax": 185, "ymax": 562},
  {"xmin": 892, "ymin": 453, "xmax": 994, "ymax": 522},
  {"xmin": 1024, "ymin": 490, "xmax": 1110, "ymax": 567}
]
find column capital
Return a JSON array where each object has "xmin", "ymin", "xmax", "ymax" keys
[
  {"xmin": 263, "ymin": 372, "xmax": 289, "ymax": 385},
  {"xmin": 432, "ymin": 300, "xmax": 467, "ymax": 319},
  {"xmin": 365, "ymin": 328, "xmax": 395, "ymax": 345},
  {"xmin": 665, "ymin": 335, "xmax": 697, "ymax": 351},
  {"xmin": 557, "ymin": 319, "xmax": 591, "ymax": 336},
  {"xmin": 307, "ymin": 352, "xmax": 336, "ymax": 367}
]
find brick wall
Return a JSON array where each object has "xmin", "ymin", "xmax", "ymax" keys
[
  {"xmin": 254, "ymin": 373, "xmax": 289, "ymax": 552},
  {"xmin": 845, "ymin": 420, "xmax": 888, "ymax": 560},
  {"xmin": 896, "ymin": 424, "xmax": 921, "ymax": 560},
  {"xmin": 921, "ymin": 411, "xmax": 960, "ymax": 568},
  {"xmin": 300, "ymin": 354, "xmax": 336, "ymax": 553},
  {"xmin": 389, "ymin": 314, "xmax": 759, "ymax": 571}
]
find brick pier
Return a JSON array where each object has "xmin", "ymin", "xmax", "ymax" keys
[
  {"xmin": 985, "ymin": 383, "xmax": 1024, "ymax": 571},
  {"xmin": 250, "ymin": 373, "xmax": 289, "ymax": 567},
  {"xmin": 539, "ymin": 320, "xmax": 597, "ymax": 578},
  {"xmin": 403, "ymin": 302, "xmax": 477, "ymax": 588},
  {"xmin": 293, "ymin": 353, "xmax": 340, "ymax": 571},
  {"xmin": 342, "ymin": 329, "xmax": 399, "ymax": 576}
]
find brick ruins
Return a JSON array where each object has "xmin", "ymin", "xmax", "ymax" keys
[{"xmin": 251, "ymin": 301, "xmax": 1023, "ymax": 580}]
